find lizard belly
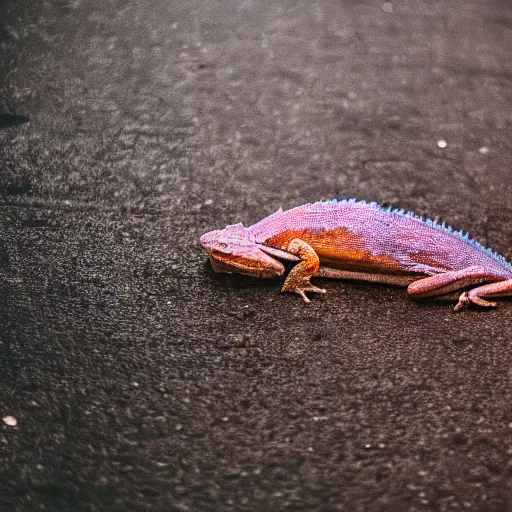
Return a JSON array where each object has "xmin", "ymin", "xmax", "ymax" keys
[{"xmin": 265, "ymin": 228, "xmax": 412, "ymax": 275}]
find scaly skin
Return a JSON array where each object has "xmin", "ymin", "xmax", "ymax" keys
[{"xmin": 200, "ymin": 199, "xmax": 512, "ymax": 310}]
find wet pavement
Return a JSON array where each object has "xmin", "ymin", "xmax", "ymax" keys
[{"xmin": 1, "ymin": 0, "xmax": 512, "ymax": 510}]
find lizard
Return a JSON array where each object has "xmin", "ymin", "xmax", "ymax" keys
[{"xmin": 200, "ymin": 199, "xmax": 512, "ymax": 310}]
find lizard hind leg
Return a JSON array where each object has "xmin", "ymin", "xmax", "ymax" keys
[
  {"xmin": 281, "ymin": 239, "xmax": 326, "ymax": 303},
  {"xmin": 406, "ymin": 265, "xmax": 504, "ymax": 311},
  {"xmin": 455, "ymin": 278, "xmax": 512, "ymax": 311}
]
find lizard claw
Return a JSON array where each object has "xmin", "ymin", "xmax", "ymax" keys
[
  {"xmin": 302, "ymin": 285, "xmax": 327, "ymax": 295},
  {"xmin": 282, "ymin": 282, "xmax": 326, "ymax": 303},
  {"xmin": 297, "ymin": 290, "xmax": 311, "ymax": 303},
  {"xmin": 454, "ymin": 292, "xmax": 470, "ymax": 311},
  {"xmin": 454, "ymin": 291, "xmax": 497, "ymax": 311}
]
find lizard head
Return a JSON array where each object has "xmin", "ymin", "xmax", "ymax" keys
[{"xmin": 200, "ymin": 223, "xmax": 285, "ymax": 278}]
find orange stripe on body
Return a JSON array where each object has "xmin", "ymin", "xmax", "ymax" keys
[{"xmin": 265, "ymin": 228, "xmax": 408, "ymax": 274}]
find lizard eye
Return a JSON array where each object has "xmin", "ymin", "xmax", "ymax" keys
[{"xmin": 219, "ymin": 242, "xmax": 228, "ymax": 248}]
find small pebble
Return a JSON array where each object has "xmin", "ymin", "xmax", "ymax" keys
[
  {"xmin": 2, "ymin": 416, "xmax": 17, "ymax": 427},
  {"xmin": 437, "ymin": 139, "xmax": 447, "ymax": 148},
  {"xmin": 382, "ymin": 2, "xmax": 393, "ymax": 13},
  {"xmin": 478, "ymin": 146, "xmax": 489, "ymax": 154}
]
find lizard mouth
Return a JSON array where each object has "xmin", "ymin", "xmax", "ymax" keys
[{"xmin": 208, "ymin": 249, "xmax": 284, "ymax": 278}]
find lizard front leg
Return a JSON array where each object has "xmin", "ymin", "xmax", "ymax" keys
[
  {"xmin": 281, "ymin": 239, "xmax": 326, "ymax": 303},
  {"xmin": 406, "ymin": 265, "xmax": 503, "ymax": 311}
]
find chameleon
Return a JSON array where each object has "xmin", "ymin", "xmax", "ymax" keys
[{"xmin": 200, "ymin": 199, "xmax": 512, "ymax": 310}]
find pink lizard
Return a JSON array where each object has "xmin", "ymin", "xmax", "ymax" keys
[{"xmin": 200, "ymin": 199, "xmax": 512, "ymax": 310}]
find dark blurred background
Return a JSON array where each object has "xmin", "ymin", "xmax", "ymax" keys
[{"xmin": 1, "ymin": 0, "xmax": 512, "ymax": 510}]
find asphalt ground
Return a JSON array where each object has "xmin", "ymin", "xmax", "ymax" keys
[{"xmin": 1, "ymin": 0, "xmax": 512, "ymax": 510}]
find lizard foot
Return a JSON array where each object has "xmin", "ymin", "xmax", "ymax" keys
[
  {"xmin": 282, "ymin": 281, "xmax": 326, "ymax": 303},
  {"xmin": 454, "ymin": 291, "xmax": 497, "ymax": 311}
]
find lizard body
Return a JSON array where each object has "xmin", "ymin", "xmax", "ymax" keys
[{"xmin": 200, "ymin": 199, "xmax": 512, "ymax": 310}]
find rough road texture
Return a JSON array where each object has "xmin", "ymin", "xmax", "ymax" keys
[{"xmin": 1, "ymin": 0, "xmax": 512, "ymax": 510}]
